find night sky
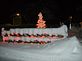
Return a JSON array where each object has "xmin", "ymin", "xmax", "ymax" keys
[{"xmin": 0, "ymin": 0, "xmax": 80, "ymax": 25}]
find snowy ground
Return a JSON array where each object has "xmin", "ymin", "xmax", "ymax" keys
[
  {"xmin": 0, "ymin": 26, "xmax": 82, "ymax": 61},
  {"xmin": 0, "ymin": 36, "xmax": 82, "ymax": 61}
]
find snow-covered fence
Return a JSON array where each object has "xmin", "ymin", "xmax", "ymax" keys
[{"xmin": 1, "ymin": 25, "xmax": 68, "ymax": 42}]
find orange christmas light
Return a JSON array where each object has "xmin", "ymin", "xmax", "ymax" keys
[{"xmin": 36, "ymin": 12, "xmax": 46, "ymax": 28}]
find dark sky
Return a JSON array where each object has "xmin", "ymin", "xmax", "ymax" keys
[{"xmin": 0, "ymin": 0, "xmax": 79, "ymax": 24}]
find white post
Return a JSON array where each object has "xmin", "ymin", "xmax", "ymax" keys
[
  {"xmin": 70, "ymin": 22, "xmax": 71, "ymax": 29},
  {"xmin": 69, "ymin": 16, "xmax": 72, "ymax": 30}
]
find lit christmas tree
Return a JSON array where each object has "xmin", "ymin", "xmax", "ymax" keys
[{"xmin": 36, "ymin": 12, "xmax": 46, "ymax": 28}]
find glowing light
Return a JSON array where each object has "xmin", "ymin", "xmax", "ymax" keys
[
  {"xmin": 69, "ymin": 16, "xmax": 72, "ymax": 19},
  {"xmin": 3, "ymin": 37, "xmax": 9, "ymax": 42},
  {"xmin": 16, "ymin": 13, "xmax": 20, "ymax": 16},
  {"xmin": 36, "ymin": 12, "xmax": 46, "ymax": 28}
]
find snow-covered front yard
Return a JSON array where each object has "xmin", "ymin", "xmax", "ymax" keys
[{"xmin": 0, "ymin": 36, "xmax": 82, "ymax": 61}]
